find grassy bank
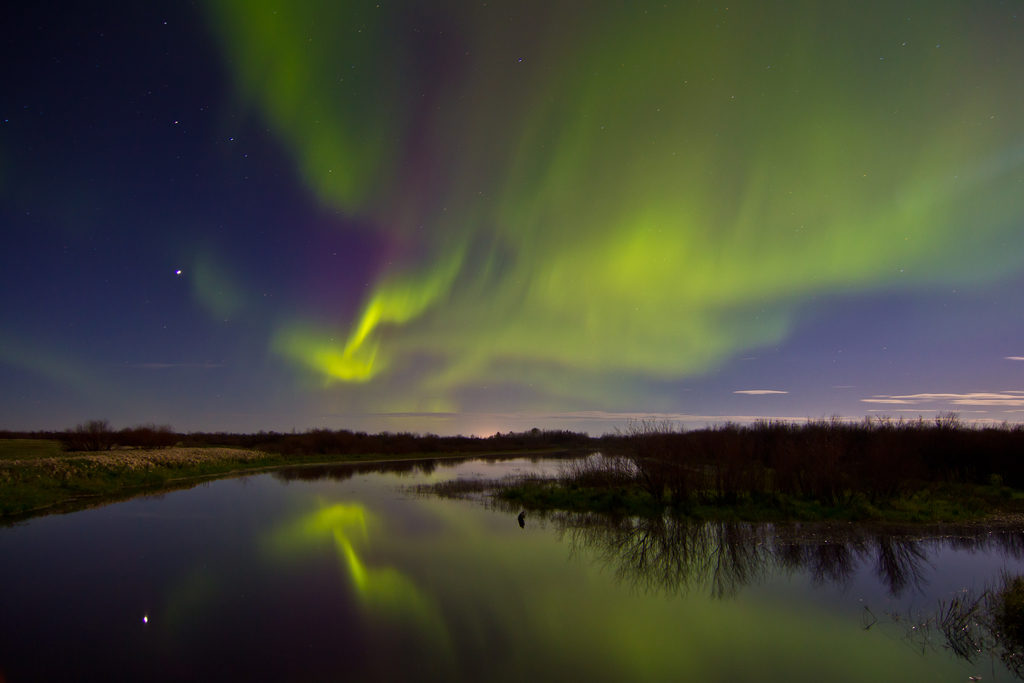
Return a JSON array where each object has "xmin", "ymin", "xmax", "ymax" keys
[
  {"xmin": 0, "ymin": 443, "xmax": 567, "ymax": 522},
  {"xmin": 496, "ymin": 477, "xmax": 1024, "ymax": 523},
  {"xmin": 0, "ymin": 446, "xmax": 276, "ymax": 518}
]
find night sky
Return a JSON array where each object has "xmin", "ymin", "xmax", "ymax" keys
[{"xmin": 3, "ymin": 1, "xmax": 1023, "ymax": 435}]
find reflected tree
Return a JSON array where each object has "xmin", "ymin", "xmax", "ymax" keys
[
  {"xmin": 890, "ymin": 571, "xmax": 1024, "ymax": 679},
  {"xmin": 552, "ymin": 515, "xmax": 1024, "ymax": 603},
  {"xmin": 275, "ymin": 458, "xmax": 451, "ymax": 483},
  {"xmin": 872, "ymin": 534, "xmax": 929, "ymax": 597},
  {"xmin": 558, "ymin": 514, "xmax": 775, "ymax": 598}
]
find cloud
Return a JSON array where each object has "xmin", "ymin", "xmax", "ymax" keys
[
  {"xmin": 895, "ymin": 392, "xmax": 1023, "ymax": 401},
  {"xmin": 888, "ymin": 392, "xmax": 1018, "ymax": 401},
  {"xmin": 546, "ymin": 411, "xmax": 808, "ymax": 422},
  {"xmin": 861, "ymin": 399, "xmax": 915, "ymax": 404},
  {"xmin": 352, "ymin": 411, "xmax": 461, "ymax": 419},
  {"xmin": 863, "ymin": 391, "xmax": 1024, "ymax": 408},
  {"xmin": 733, "ymin": 389, "xmax": 788, "ymax": 395},
  {"xmin": 127, "ymin": 362, "xmax": 224, "ymax": 369},
  {"xmin": 1006, "ymin": 356, "xmax": 1024, "ymax": 361}
]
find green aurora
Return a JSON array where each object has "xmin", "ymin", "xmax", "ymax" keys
[
  {"xmin": 206, "ymin": 1, "xmax": 1024, "ymax": 414},
  {"xmin": 253, "ymin": 489, "xmax": 955, "ymax": 681}
]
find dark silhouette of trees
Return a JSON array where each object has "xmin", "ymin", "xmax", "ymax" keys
[
  {"xmin": 56, "ymin": 421, "xmax": 176, "ymax": 451},
  {"xmin": 117, "ymin": 424, "xmax": 177, "ymax": 449},
  {"xmin": 62, "ymin": 419, "xmax": 115, "ymax": 451},
  {"xmin": 593, "ymin": 416, "xmax": 1024, "ymax": 503}
]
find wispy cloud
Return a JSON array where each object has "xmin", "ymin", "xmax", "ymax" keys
[
  {"xmin": 1005, "ymin": 356, "xmax": 1024, "ymax": 361},
  {"xmin": 889, "ymin": 393, "xmax": 1021, "ymax": 400},
  {"xmin": 337, "ymin": 410, "xmax": 837, "ymax": 428},
  {"xmin": 863, "ymin": 392, "xmax": 1024, "ymax": 408},
  {"xmin": 733, "ymin": 389, "xmax": 788, "ymax": 395},
  {"xmin": 546, "ymin": 411, "xmax": 809, "ymax": 422},
  {"xmin": 862, "ymin": 398, "xmax": 915, "ymax": 404},
  {"xmin": 126, "ymin": 362, "xmax": 224, "ymax": 369},
  {"xmin": 356, "ymin": 411, "xmax": 461, "ymax": 418}
]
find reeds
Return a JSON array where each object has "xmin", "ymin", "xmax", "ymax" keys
[
  {"xmin": 893, "ymin": 571, "xmax": 1024, "ymax": 675},
  {"xmin": 594, "ymin": 416, "xmax": 1024, "ymax": 507}
]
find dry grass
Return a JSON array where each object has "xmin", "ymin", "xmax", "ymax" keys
[
  {"xmin": 0, "ymin": 447, "xmax": 277, "ymax": 518},
  {"xmin": 1, "ymin": 447, "xmax": 269, "ymax": 480}
]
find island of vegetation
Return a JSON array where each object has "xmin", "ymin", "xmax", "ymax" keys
[
  {"xmin": 3, "ymin": 414, "xmax": 1024, "ymax": 525},
  {"xmin": 489, "ymin": 416, "xmax": 1024, "ymax": 524}
]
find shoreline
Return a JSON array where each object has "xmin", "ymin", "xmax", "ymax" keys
[
  {"xmin": 5, "ymin": 442, "xmax": 1024, "ymax": 530},
  {"xmin": 486, "ymin": 476, "xmax": 1024, "ymax": 526},
  {"xmin": 0, "ymin": 446, "xmax": 572, "ymax": 524}
]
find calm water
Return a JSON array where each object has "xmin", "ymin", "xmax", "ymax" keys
[{"xmin": 2, "ymin": 456, "xmax": 1023, "ymax": 681}]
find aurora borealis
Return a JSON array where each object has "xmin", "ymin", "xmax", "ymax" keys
[{"xmin": 2, "ymin": 1, "xmax": 1023, "ymax": 434}]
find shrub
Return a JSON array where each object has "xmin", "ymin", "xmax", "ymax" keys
[{"xmin": 62, "ymin": 420, "xmax": 115, "ymax": 451}]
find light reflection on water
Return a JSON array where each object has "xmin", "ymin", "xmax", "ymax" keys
[{"xmin": 0, "ymin": 456, "xmax": 1022, "ymax": 681}]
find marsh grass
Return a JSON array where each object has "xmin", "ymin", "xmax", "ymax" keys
[
  {"xmin": 422, "ymin": 477, "xmax": 514, "ymax": 498},
  {"xmin": 415, "ymin": 445, "xmax": 1023, "ymax": 523},
  {"xmin": 890, "ymin": 572, "xmax": 1024, "ymax": 677},
  {"xmin": 490, "ymin": 454, "xmax": 664, "ymax": 515},
  {"xmin": 495, "ymin": 477, "xmax": 1003, "ymax": 522},
  {"xmin": 563, "ymin": 418, "xmax": 1024, "ymax": 522},
  {"xmin": 481, "ymin": 417, "xmax": 1024, "ymax": 522}
]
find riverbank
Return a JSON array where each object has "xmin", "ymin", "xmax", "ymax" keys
[
  {"xmin": 421, "ymin": 455, "xmax": 1024, "ymax": 524},
  {"xmin": 0, "ymin": 442, "xmax": 566, "ymax": 522},
  {"xmin": 493, "ymin": 477, "xmax": 1024, "ymax": 523}
]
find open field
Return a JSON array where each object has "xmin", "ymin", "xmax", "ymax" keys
[{"xmin": 0, "ymin": 439, "xmax": 63, "ymax": 460}]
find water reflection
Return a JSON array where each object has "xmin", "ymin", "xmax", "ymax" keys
[
  {"xmin": 553, "ymin": 513, "xmax": 1024, "ymax": 677},
  {"xmin": 266, "ymin": 500, "xmax": 453, "ymax": 658},
  {"xmin": 272, "ymin": 455, "xmax": 566, "ymax": 485},
  {"xmin": 882, "ymin": 572, "xmax": 1024, "ymax": 677},
  {"xmin": 4, "ymin": 458, "xmax": 1024, "ymax": 681},
  {"xmin": 550, "ymin": 513, "xmax": 1024, "ymax": 600},
  {"xmin": 273, "ymin": 458, "xmax": 451, "ymax": 482}
]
